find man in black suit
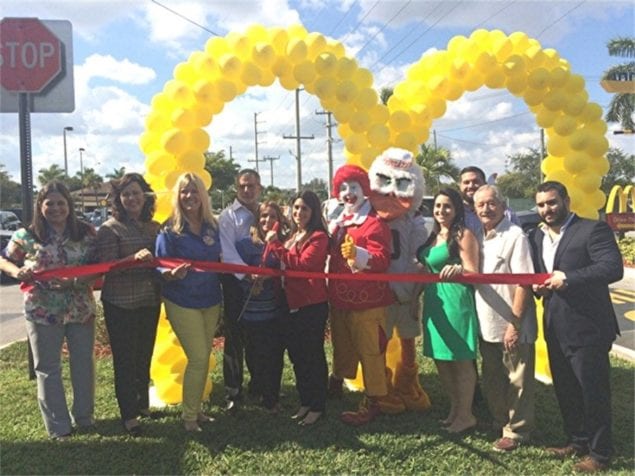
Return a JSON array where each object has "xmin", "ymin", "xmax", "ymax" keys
[{"xmin": 530, "ymin": 181, "xmax": 623, "ymax": 473}]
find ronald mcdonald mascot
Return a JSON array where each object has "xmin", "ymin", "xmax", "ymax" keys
[
  {"xmin": 327, "ymin": 164, "xmax": 405, "ymax": 426},
  {"xmin": 368, "ymin": 147, "xmax": 432, "ymax": 412}
]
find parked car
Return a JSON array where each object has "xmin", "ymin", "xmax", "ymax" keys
[
  {"xmin": 0, "ymin": 210, "xmax": 22, "ymax": 284},
  {"xmin": 516, "ymin": 207, "xmax": 541, "ymax": 233},
  {"xmin": 418, "ymin": 196, "xmax": 435, "ymax": 235}
]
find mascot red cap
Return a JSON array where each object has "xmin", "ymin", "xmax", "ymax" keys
[{"xmin": 332, "ymin": 164, "xmax": 371, "ymax": 198}]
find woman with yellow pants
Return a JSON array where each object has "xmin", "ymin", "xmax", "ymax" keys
[{"xmin": 156, "ymin": 173, "xmax": 222, "ymax": 432}]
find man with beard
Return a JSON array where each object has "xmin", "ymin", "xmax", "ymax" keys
[{"xmin": 529, "ymin": 181, "xmax": 622, "ymax": 473}]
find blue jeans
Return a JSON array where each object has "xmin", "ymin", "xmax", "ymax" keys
[{"xmin": 26, "ymin": 320, "xmax": 95, "ymax": 438}]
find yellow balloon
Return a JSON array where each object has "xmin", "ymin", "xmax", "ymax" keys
[
  {"xmin": 240, "ymin": 62, "xmax": 262, "ymax": 86},
  {"xmin": 205, "ymin": 36, "xmax": 229, "ymax": 59},
  {"xmin": 293, "ymin": 61, "xmax": 316, "ymax": 84},
  {"xmin": 543, "ymin": 89, "xmax": 566, "ymax": 111},
  {"xmin": 462, "ymin": 70, "xmax": 484, "ymax": 92},
  {"xmin": 580, "ymin": 102, "xmax": 603, "ymax": 123},
  {"xmin": 573, "ymin": 171, "xmax": 601, "ymax": 192},
  {"xmin": 568, "ymin": 129, "xmax": 589, "ymax": 151},
  {"xmin": 164, "ymin": 80, "xmax": 194, "ymax": 106},
  {"xmin": 553, "ymin": 115, "xmax": 578, "ymax": 136},
  {"xmin": 145, "ymin": 151, "xmax": 174, "ymax": 176},
  {"xmin": 315, "ymin": 52, "xmax": 338, "ymax": 76},
  {"xmin": 545, "ymin": 169, "xmax": 571, "ymax": 185},
  {"xmin": 176, "ymin": 150, "xmax": 205, "ymax": 170},
  {"xmin": 562, "ymin": 93, "xmax": 587, "ymax": 116},
  {"xmin": 287, "ymin": 38, "xmax": 308, "ymax": 64},
  {"xmin": 245, "ymin": 24, "xmax": 269, "ymax": 44},
  {"xmin": 590, "ymin": 156, "xmax": 610, "ymax": 176},
  {"xmin": 139, "ymin": 131, "xmax": 161, "ymax": 155},
  {"xmin": 171, "ymin": 108, "xmax": 197, "ymax": 130},
  {"xmin": 369, "ymin": 104, "xmax": 390, "ymax": 124},
  {"xmin": 566, "ymin": 73, "xmax": 586, "ymax": 93},
  {"xmin": 523, "ymin": 87, "xmax": 545, "ymax": 107},
  {"xmin": 287, "ymin": 23, "xmax": 308, "ymax": 41},
  {"xmin": 252, "ymin": 42, "xmax": 276, "ymax": 68},
  {"xmin": 156, "ymin": 381, "xmax": 183, "ymax": 405},
  {"xmin": 333, "ymin": 103, "xmax": 354, "ymax": 123},
  {"xmin": 314, "ymin": 77, "xmax": 336, "ymax": 100},
  {"xmin": 214, "ymin": 78, "xmax": 237, "ymax": 102},
  {"xmin": 367, "ymin": 124, "xmax": 390, "ymax": 148},
  {"xmin": 278, "ymin": 73, "xmax": 300, "ymax": 91},
  {"xmin": 271, "ymin": 57, "xmax": 292, "ymax": 78},
  {"xmin": 474, "ymin": 52, "xmax": 497, "ymax": 75},
  {"xmin": 527, "ymin": 67, "xmax": 550, "ymax": 89},
  {"xmin": 563, "ymin": 151, "xmax": 590, "ymax": 174},
  {"xmin": 305, "ymin": 32, "xmax": 327, "ymax": 60},
  {"xmin": 354, "ymin": 88, "xmax": 379, "ymax": 111},
  {"xmin": 353, "ymin": 68, "xmax": 374, "ymax": 89},
  {"xmin": 190, "ymin": 128, "xmax": 211, "ymax": 152},
  {"xmin": 549, "ymin": 67, "xmax": 570, "ymax": 88},
  {"xmin": 336, "ymin": 57, "xmax": 357, "ymax": 80},
  {"xmin": 258, "ymin": 69, "xmax": 276, "ymax": 87},
  {"xmin": 219, "ymin": 54, "xmax": 242, "ymax": 78},
  {"xmin": 344, "ymin": 132, "xmax": 368, "ymax": 154},
  {"xmin": 506, "ymin": 74, "xmax": 528, "ymax": 96},
  {"xmin": 349, "ymin": 112, "xmax": 372, "ymax": 133},
  {"xmin": 389, "ymin": 110, "xmax": 412, "ymax": 131},
  {"xmin": 192, "ymin": 79, "xmax": 216, "ymax": 103},
  {"xmin": 335, "ymin": 80, "xmax": 358, "ymax": 103},
  {"xmin": 174, "ymin": 62, "xmax": 197, "ymax": 85},
  {"xmin": 535, "ymin": 107, "xmax": 558, "ymax": 128},
  {"xmin": 587, "ymin": 135, "xmax": 609, "ymax": 157},
  {"xmin": 161, "ymin": 129, "xmax": 189, "ymax": 155},
  {"xmin": 395, "ymin": 131, "xmax": 417, "ymax": 152},
  {"xmin": 268, "ymin": 27, "xmax": 289, "ymax": 54},
  {"xmin": 540, "ymin": 154, "xmax": 564, "ymax": 176},
  {"xmin": 225, "ymin": 32, "xmax": 250, "ymax": 60},
  {"xmin": 546, "ymin": 134, "xmax": 570, "ymax": 157},
  {"xmin": 590, "ymin": 189, "xmax": 607, "ymax": 210},
  {"xmin": 200, "ymin": 170, "xmax": 213, "ymax": 190}
]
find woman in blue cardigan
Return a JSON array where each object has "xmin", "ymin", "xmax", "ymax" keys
[{"xmin": 155, "ymin": 172, "xmax": 222, "ymax": 432}]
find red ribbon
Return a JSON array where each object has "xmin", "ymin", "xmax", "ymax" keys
[{"xmin": 30, "ymin": 257, "xmax": 550, "ymax": 286}]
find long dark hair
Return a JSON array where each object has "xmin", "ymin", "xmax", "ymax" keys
[
  {"xmin": 432, "ymin": 187, "xmax": 465, "ymax": 260},
  {"xmin": 110, "ymin": 173, "xmax": 156, "ymax": 222},
  {"xmin": 290, "ymin": 190, "xmax": 329, "ymax": 236},
  {"xmin": 31, "ymin": 181, "xmax": 91, "ymax": 243}
]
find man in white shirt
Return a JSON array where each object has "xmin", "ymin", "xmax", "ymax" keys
[
  {"xmin": 218, "ymin": 169, "xmax": 262, "ymax": 413},
  {"xmin": 473, "ymin": 185, "xmax": 537, "ymax": 453}
]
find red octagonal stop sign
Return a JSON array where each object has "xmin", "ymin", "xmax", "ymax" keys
[{"xmin": 0, "ymin": 18, "xmax": 62, "ymax": 93}]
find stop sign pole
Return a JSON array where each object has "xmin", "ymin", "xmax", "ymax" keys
[{"xmin": 0, "ymin": 18, "xmax": 63, "ymax": 225}]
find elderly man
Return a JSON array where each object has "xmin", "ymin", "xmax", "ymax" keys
[
  {"xmin": 473, "ymin": 185, "xmax": 537, "ymax": 453},
  {"xmin": 459, "ymin": 166, "xmax": 518, "ymax": 234}
]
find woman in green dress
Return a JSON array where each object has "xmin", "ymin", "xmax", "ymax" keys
[{"xmin": 417, "ymin": 188, "xmax": 479, "ymax": 433}]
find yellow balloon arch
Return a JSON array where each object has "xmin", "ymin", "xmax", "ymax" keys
[{"xmin": 140, "ymin": 25, "xmax": 609, "ymax": 222}]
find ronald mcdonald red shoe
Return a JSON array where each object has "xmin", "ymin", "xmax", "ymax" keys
[
  {"xmin": 394, "ymin": 363, "xmax": 432, "ymax": 411},
  {"xmin": 340, "ymin": 396, "xmax": 381, "ymax": 426}
]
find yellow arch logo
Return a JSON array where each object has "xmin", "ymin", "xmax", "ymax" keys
[
  {"xmin": 140, "ymin": 25, "xmax": 610, "ymax": 222},
  {"xmin": 606, "ymin": 184, "xmax": 634, "ymax": 214}
]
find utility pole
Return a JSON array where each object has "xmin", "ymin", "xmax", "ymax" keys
[
  {"xmin": 433, "ymin": 129, "xmax": 438, "ymax": 151},
  {"xmin": 316, "ymin": 109, "xmax": 336, "ymax": 193},
  {"xmin": 539, "ymin": 128, "xmax": 545, "ymax": 183},
  {"xmin": 261, "ymin": 155, "xmax": 280, "ymax": 187},
  {"xmin": 284, "ymin": 89, "xmax": 314, "ymax": 191},
  {"xmin": 254, "ymin": 112, "xmax": 266, "ymax": 173},
  {"xmin": 229, "ymin": 146, "xmax": 233, "ymax": 160}
]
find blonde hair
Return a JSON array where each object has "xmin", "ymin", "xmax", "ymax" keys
[
  {"xmin": 169, "ymin": 172, "xmax": 217, "ymax": 233},
  {"xmin": 249, "ymin": 201, "xmax": 289, "ymax": 245}
]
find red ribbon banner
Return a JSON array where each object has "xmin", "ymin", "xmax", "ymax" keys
[{"xmin": 31, "ymin": 258, "xmax": 550, "ymax": 286}]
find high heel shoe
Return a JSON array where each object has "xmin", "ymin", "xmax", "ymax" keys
[
  {"xmin": 291, "ymin": 406, "xmax": 310, "ymax": 420},
  {"xmin": 123, "ymin": 418, "xmax": 142, "ymax": 437},
  {"xmin": 299, "ymin": 411, "xmax": 323, "ymax": 426}
]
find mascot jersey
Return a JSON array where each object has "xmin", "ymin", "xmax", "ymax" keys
[{"xmin": 328, "ymin": 199, "xmax": 393, "ymax": 311}]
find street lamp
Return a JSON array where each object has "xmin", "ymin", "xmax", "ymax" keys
[
  {"xmin": 79, "ymin": 147, "xmax": 85, "ymax": 213},
  {"xmin": 63, "ymin": 126, "xmax": 73, "ymax": 176}
]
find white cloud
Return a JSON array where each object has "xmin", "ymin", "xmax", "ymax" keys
[{"xmin": 79, "ymin": 54, "xmax": 156, "ymax": 85}]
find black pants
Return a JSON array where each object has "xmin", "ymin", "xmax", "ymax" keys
[
  {"xmin": 280, "ymin": 302, "xmax": 328, "ymax": 412},
  {"xmin": 220, "ymin": 274, "xmax": 255, "ymax": 400},
  {"xmin": 102, "ymin": 300, "xmax": 160, "ymax": 422},
  {"xmin": 546, "ymin": 332, "xmax": 613, "ymax": 464},
  {"xmin": 243, "ymin": 318, "xmax": 284, "ymax": 409}
]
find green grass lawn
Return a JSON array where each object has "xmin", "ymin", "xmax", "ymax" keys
[{"xmin": 1, "ymin": 338, "xmax": 633, "ymax": 475}]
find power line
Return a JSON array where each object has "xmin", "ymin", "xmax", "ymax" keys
[
  {"xmin": 149, "ymin": 0, "xmax": 220, "ymax": 36},
  {"xmin": 339, "ymin": 0, "xmax": 381, "ymax": 45},
  {"xmin": 474, "ymin": 0, "xmax": 518, "ymax": 28},
  {"xmin": 437, "ymin": 111, "xmax": 532, "ymax": 132},
  {"xmin": 536, "ymin": 1, "xmax": 585, "ymax": 39},
  {"xmin": 328, "ymin": 0, "xmax": 357, "ymax": 37},
  {"xmin": 356, "ymin": 1, "xmax": 413, "ymax": 57}
]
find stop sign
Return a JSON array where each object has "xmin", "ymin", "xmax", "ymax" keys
[{"xmin": 0, "ymin": 18, "xmax": 62, "ymax": 93}]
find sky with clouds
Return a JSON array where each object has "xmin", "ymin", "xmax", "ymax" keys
[{"xmin": 1, "ymin": 0, "xmax": 633, "ymax": 191}]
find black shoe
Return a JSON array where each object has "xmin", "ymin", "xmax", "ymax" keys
[
  {"xmin": 123, "ymin": 419, "xmax": 142, "ymax": 437},
  {"xmin": 139, "ymin": 409, "xmax": 166, "ymax": 420}
]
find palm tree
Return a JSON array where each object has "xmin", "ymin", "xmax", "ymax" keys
[
  {"xmin": 603, "ymin": 36, "xmax": 635, "ymax": 130},
  {"xmin": 380, "ymin": 87, "xmax": 394, "ymax": 105},
  {"xmin": 105, "ymin": 166, "xmax": 126, "ymax": 180},
  {"xmin": 37, "ymin": 164, "xmax": 66, "ymax": 186},
  {"xmin": 415, "ymin": 144, "xmax": 460, "ymax": 195},
  {"xmin": 82, "ymin": 168, "xmax": 104, "ymax": 209}
]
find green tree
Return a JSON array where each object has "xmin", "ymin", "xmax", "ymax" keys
[
  {"xmin": 37, "ymin": 164, "xmax": 66, "ymax": 187},
  {"xmin": 602, "ymin": 147, "xmax": 635, "ymax": 194},
  {"xmin": 0, "ymin": 164, "xmax": 21, "ymax": 208},
  {"xmin": 380, "ymin": 87, "xmax": 393, "ymax": 105},
  {"xmin": 106, "ymin": 167, "xmax": 126, "ymax": 180},
  {"xmin": 414, "ymin": 144, "xmax": 460, "ymax": 195},
  {"xmin": 303, "ymin": 177, "xmax": 329, "ymax": 202},
  {"xmin": 603, "ymin": 36, "xmax": 635, "ymax": 130},
  {"xmin": 262, "ymin": 185, "xmax": 293, "ymax": 204},
  {"xmin": 76, "ymin": 168, "xmax": 103, "ymax": 211},
  {"xmin": 204, "ymin": 150, "xmax": 241, "ymax": 192},
  {"xmin": 496, "ymin": 148, "xmax": 542, "ymax": 199}
]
